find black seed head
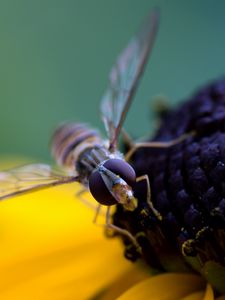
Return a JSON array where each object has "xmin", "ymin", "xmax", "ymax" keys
[{"xmin": 112, "ymin": 77, "xmax": 225, "ymax": 294}]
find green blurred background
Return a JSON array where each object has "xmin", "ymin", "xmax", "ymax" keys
[{"xmin": 0, "ymin": 0, "xmax": 225, "ymax": 162}]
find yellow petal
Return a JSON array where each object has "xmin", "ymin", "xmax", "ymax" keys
[
  {"xmin": 170, "ymin": 283, "xmax": 214, "ymax": 300},
  {"xmin": 116, "ymin": 273, "xmax": 205, "ymax": 300},
  {"xmin": 99, "ymin": 263, "xmax": 152, "ymax": 300},
  {"xmin": 0, "ymin": 181, "xmax": 141, "ymax": 299},
  {"xmin": 203, "ymin": 284, "xmax": 214, "ymax": 300},
  {"xmin": 181, "ymin": 291, "xmax": 205, "ymax": 300}
]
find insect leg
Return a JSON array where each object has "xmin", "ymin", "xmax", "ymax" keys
[
  {"xmin": 125, "ymin": 131, "xmax": 195, "ymax": 161},
  {"xmin": 105, "ymin": 207, "xmax": 142, "ymax": 253},
  {"xmin": 136, "ymin": 174, "xmax": 162, "ymax": 221},
  {"xmin": 93, "ymin": 205, "xmax": 142, "ymax": 252},
  {"xmin": 93, "ymin": 204, "xmax": 102, "ymax": 224}
]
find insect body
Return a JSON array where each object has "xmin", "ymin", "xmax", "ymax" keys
[
  {"xmin": 0, "ymin": 10, "xmax": 193, "ymax": 250},
  {"xmin": 51, "ymin": 122, "xmax": 137, "ymax": 211}
]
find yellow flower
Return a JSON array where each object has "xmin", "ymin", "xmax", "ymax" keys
[{"xmin": 0, "ymin": 159, "xmax": 224, "ymax": 300}]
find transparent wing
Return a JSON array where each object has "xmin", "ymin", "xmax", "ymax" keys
[
  {"xmin": 100, "ymin": 9, "xmax": 159, "ymax": 151},
  {"xmin": 0, "ymin": 163, "xmax": 79, "ymax": 200}
]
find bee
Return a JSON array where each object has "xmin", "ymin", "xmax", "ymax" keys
[{"xmin": 0, "ymin": 10, "xmax": 193, "ymax": 250}]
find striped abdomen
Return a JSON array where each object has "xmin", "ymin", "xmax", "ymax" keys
[{"xmin": 51, "ymin": 123, "xmax": 102, "ymax": 172}]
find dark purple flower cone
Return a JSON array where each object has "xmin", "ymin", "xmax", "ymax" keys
[{"xmin": 112, "ymin": 78, "xmax": 225, "ymax": 294}]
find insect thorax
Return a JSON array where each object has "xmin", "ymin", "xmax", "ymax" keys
[{"xmin": 76, "ymin": 145, "xmax": 118, "ymax": 181}]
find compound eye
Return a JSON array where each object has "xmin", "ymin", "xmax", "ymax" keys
[
  {"xmin": 89, "ymin": 159, "xmax": 136, "ymax": 206},
  {"xmin": 89, "ymin": 170, "xmax": 117, "ymax": 206}
]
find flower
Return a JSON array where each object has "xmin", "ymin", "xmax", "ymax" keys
[
  {"xmin": 1, "ymin": 79, "xmax": 225, "ymax": 299},
  {"xmin": 0, "ymin": 167, "xmax": 222, "ymax": 300}
]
